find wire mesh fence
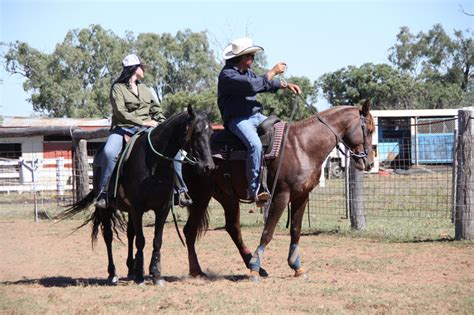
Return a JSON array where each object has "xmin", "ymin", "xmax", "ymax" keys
[{"xmin": 0, "ymin": 118, "xmax": 471, "ymax": 231}]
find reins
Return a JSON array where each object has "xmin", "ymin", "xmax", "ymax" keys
[
  {"xmin": 296, "ymin": 94, "xmax": 368, "ymax": 160},
  {"xmin": 146, "ymin": 127, "xmax": 198, "ymax": 165},
  {"xmin": 263, "ymin": 94, "xmax": 369, "ymax": 221},
  {"xmin": 145, "ymin": 122, "xmax": 198, "ymax": 248}
]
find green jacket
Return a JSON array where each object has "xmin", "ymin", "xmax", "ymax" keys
[{"xmin": 110, "ymin": 82, "xmax": 166, "ymax": 128}]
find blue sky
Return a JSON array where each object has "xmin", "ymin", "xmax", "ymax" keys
[{"xmin": 1, "ymin": 0, "xmax": 472, "ymax": 116}]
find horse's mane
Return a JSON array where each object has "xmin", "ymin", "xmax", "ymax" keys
[
  {"xmin": 291, "ymin": 105, "xmax": 353, "ymax": 127},
  {"xmin": 291, "ymin": 105, "xmax": 375, "ymax": 133}
]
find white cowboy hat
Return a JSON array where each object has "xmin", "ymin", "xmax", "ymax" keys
[{"xmin": 223, "ymin": 37, "xmax": 264, "ymax": 60}]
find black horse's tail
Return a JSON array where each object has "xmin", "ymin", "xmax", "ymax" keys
[
  {"xmin": 55, "ymin": 191, "xmax": 126, "ymax": 246},
  {"xmin": 193, "ymin": 204, "xmax": 210, "ymax": 240},
  {"xmin": 55, "ymin": 190, "xmax": 96, "ymax": 221}
]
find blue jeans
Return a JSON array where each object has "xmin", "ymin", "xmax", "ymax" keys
[
  {"xmin": 99, "ymin": 126, "xmax": 187, "ymax": 193},
  {"xmin": 228, "ymin": 112, "xmax": 267, "ymax": 199}
]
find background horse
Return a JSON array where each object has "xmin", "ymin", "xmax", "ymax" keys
[
  {"xmin": 59, "ymin": 105, "xmax": 215, "ymax": 285},
  {"xmin": 183, "ymin": 100, "xmax": 375, "ymax": 281}
]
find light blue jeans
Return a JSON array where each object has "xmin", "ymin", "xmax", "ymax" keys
[
  {"xmin": 228, "ymin": 112, "xmax": 267, "ymax": 199},
  {"xmin": 99, "ymin": 126, "xmax": 187, "ymax": 194}
]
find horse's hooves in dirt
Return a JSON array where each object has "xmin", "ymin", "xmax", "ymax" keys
[
  {"xmin": 294, "ymin": 268, "xmax": 308, "ymax": 280},
  {"xmin": 152, "ymin": 279, "xmax": 165, "ymax": 287},
  {"xmin": 190, "ymin": 272, "xmax": 208, "ymax": 278},
  {"xmin": 259, "ymin": 267, "xmax": 269, "ymax": 277},
  {"xmin": 249, "ymin": 270, "xmax": 260, "ymax": 283},
  {"xmin": 135, "ymin": 278, "xmax": 145, "ymax": 285},
  {"xmin": 107, "ymin": 275, "xmax": 119, "ymax": 285}
]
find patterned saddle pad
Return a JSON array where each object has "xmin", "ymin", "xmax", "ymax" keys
[{"xmin": 211, "ymin": 121, "xmax": 287, "ymax": 161}]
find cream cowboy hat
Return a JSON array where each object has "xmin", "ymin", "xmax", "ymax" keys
[{"xmin": 223, "ymin": 37, "xmax": 264, "ymax": 60}]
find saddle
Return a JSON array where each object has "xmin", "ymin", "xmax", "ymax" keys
[
  {"xmin": 92, "ymin": 130, "xmax": 146, "ymax": 204},
  {"xmin": 211, "ymin": 116, "xmax": 287, "ymax": 161},
  {"xmin": 211, "ymin": 117, "xmax": 287, "ymax": 200}
]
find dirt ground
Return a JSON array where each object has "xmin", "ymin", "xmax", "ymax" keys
[{"xmin": 1, "ymin": 218, "xmax": 473, "ymax": 314}]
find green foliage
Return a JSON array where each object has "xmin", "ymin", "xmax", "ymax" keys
[
  {"xmin": 257, "ymin": 75, "xmax": 317, "ymax": 120},
  {"xmin": 2, "ymin": 25, "xmax": 219, "ymax": 118},
  {"xmin": 160, "ymin": 88, "xmax": 221, "ymax": 123},
  {"xmin": 318, "ymin": 24, "xmax": 471, "ymax": 109}
]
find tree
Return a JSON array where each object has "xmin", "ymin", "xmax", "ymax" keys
[
  {"xmin": 318, "ymin": 63, "xmax": 421, "ymax": 109},
  {"xmin": 257, "ymin": 75, "xmax": 317, "ymax": 120},
  {"xmin": 317, "ymin": 24, "xmax": 470, "ymax": 110},
  {"xmin": 2, "ymin": 25, "xmax": 220, "ymax": 118},
  {"xmin": 388, "ymin": 24, "xmax": 473, "ymax": 92},
  {"xmin": 3, "ymin": 25, "xmax": 129, "ymax": 117},
  {"xmin": 2, "ymin": 24, "xmax": 318, "ymax": 121}
]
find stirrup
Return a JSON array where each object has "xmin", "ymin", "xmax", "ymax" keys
[
  {"xmin": 175, "ymin": 191, "xmax": 193, "ymax": 207},
  {"xmin": 95, "ymin": 192, "xmax": 108, "ymax": 209}
]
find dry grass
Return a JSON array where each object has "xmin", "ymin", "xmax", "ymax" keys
[{"xmin": 1, "ymin": 218, "xmax": 473, "ymax": 314}]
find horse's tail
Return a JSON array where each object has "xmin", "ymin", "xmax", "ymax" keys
[
  {"xmin": 55, "ymin": 191, "xmax": 126, "ymax": 246},
  {"xmin": 89, "ymin": 205, "xmax": 127, "ymax": 247},
  {"xmin": 55, "ymin": 190, "xmax": 96, "ymax": 221},
  {"xmin": 194, "ymin": 205, "xmax": 210, "ymax": 240}
]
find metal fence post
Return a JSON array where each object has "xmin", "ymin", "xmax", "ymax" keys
[
  {"xmin": 455, "ymin": 108, "xmax": 473, "ymax": 240},
  {"xmin": 56, "ymin": 157, "xmax": 65, "ymax": 197}
]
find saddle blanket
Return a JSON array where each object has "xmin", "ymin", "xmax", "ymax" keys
[{"xmin": 212, "ymin": 121, "xmax": 287, "ymax": 161}]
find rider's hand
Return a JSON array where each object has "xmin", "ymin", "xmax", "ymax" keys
[
  {"xmin": 271, "ymin": 62, "xmax": 287, "ymax": 75},
  {"xmin": 287, "ymin": 83, "xmax": 302, "ymax": 95},
  {"xmin": 267, "ymin": 62, "xmax": 287, "ymax": 80},
  {"xmin": 143, "ymin": 120, "xmax": 158, "ymax": 128}
]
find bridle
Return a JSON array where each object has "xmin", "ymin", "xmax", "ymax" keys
[
  {"xmin": 146, "ymin": 122, "xmax": 198, "ymax": 165},
  {"xmin": 313, "ymin": 107, "xmax": 370, "ymax": 162}
]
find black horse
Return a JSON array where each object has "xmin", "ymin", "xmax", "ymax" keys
[{"xmin": 59, "ymin": 105, "xmax": 215, "ymax": 285}]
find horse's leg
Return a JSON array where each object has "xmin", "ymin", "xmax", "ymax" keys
[
  {"xmin": 126, "ymin": 219, "xmax": 135, "ymax": 280},
  {"xmin": 129, "ymin": 210, "xmax": 146, "ymax": 284},
  {"xmin": 217, "ymin": 194, "xmax": 268, "ymax": 277},
  {"xmin": 101, "ymin": 207, "xmax": 118, "ymax": 285},
  {"xmin": 249, "ymin": 190, "xmax": 290, "ymax": 281},
  {"xmin": 148, "ymin": 208, "xmax": 169, "ymax": 286},
  {"xmin": 183, "ymin": 194, "xmax": 212, "ymax": 277},
  {"xmin": 288, "ymin": 195, "xmax": 309, "ymax": 278}
]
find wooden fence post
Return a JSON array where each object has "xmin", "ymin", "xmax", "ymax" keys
[
  {"xmin": 455, "ymin": 108, "xmax": 473, "ymax": 240},
  {"xmin": 349, "ymin": 160, "xmax": 366, "ymax": 229},
  {"xmin": 73, "ymin": 138, "xmax": 90, "ymax": 202}
]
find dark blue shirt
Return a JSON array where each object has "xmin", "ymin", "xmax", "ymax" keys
[{"xmin": 218, "ymin": 64, "xmax": 281, "ymax": 125}]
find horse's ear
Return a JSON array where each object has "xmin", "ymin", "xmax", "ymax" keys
[
  {"xmin": 360, "ymin": 99, "xmax": 371, "ymax": 117},
  {"xmin": 187, "ymin": 104, "xmax": 195, "ymax": 120},
  {"xmin": 205, "ymin": 106, "xmax": 212, "ymax": 116}
]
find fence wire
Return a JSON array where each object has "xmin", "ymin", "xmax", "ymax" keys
[{"xmin": 0, "ymin": 120, "xmax": 471, "ymax": 223}]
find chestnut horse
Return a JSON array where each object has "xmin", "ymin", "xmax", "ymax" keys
[
  {"xmin": 182, "ymin": 100, "xmax": 375, "ymax": 281},
  {"xmin": 59, "ymin": 105, "xmax": 215, "ymax": 285}
]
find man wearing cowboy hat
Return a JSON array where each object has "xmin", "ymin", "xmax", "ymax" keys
[{"xmin": 218, "ymin": 37, "xmax": 301, "ymax": 204}]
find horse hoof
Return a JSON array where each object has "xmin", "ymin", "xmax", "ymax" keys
[
  {"xmin": 294, "ymin": 268, "xmax": 308, "ymax": 279},
  {"xmin": 190, "ymin": 271, "xmax": 207, "ymax": 278},
  {"xmin": 249, "ymin": 270, "xmax": 260, "ymax": 283},
  {"xmin": 107, "ymin": 275, "xmax": 119, "ymax": 285},
  {"xmin": 259, "ymin": 268, "xmax": 269, "ymax": 278},
  {"xmin": 135, "ymin": 278, "xmax": 145, "ymax": 285},
  {"xmin": 152, "ymin": 279, "xmax": 165, "ymax": 287}
]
